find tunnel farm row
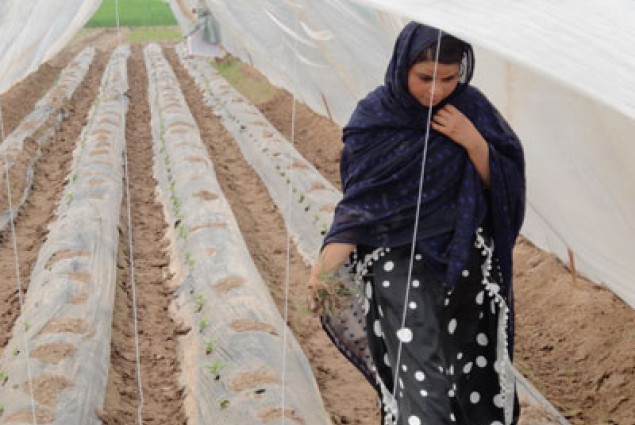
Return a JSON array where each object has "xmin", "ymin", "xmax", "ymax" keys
[
  {"xmin": 0, "ymin": 44, "xmax": 331, "ymax": 425},
  {"xmin": 144, "ymin": 43, "xmax": 330, "ymax": 425},
  {"xmin": 0, "ymin": 45, "xmax": 130, "ymax": 424},
  {"xmin": 0, "ymin": 48, "xmax": 95, "ymax": 232}
]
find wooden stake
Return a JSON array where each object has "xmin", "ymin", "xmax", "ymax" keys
[
  {"xmin": 567, "ymin": 248, "xmax": 578, "ymax": 285},
  {"xmin": 320, "ymin": 92, "xmax": 333, "ymax": 121}
]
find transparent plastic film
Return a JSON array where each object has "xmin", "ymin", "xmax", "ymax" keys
[
  {"xmin": 145, "ymin": 43, "xmax": 331, "ymax": 424},
  {"xmin": 0, "ymin": 45, "xmax": 130, "ymax": 425}
]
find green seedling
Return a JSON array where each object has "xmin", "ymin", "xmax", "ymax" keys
[
  {"xmin": 199, "ymin": 317, "xmax": 209, "ymax": 332},
  {"xmin": 336, "ymin": 286, "xmax": 354, "ymax": 297},
  {"xmin": 72, "ymin": 173, "xmax": 78, "ymax": 182},
  {"xmin": 219, "ymin": 399, "xmax": 230, "ymax": 410},
  {"xmin": 0, "ymin": 370, "xmax": 8, "ymax": 386},
  {"xmin": 205, "ymin": 360, "xmax": 226, "ymax": 380},
  {"xmin": 66, "ymin": 193, "xmax": 74, "ymax": 205},
  {"xmin": 195, "ymin": 294, "xmax": 205, "ymax": 313},
  {"xmin": 178, "ymin": 224, "xmax": 187, "ymax": 240},
  {"xmin": 0, "ymin": 403, "xmax": 4, "ymax": 416},
  {"xmin": 12, "ymin": 348, "xmax": 19, "ymax": 357},
  {"xmin": 185, "ymin": 251, "xmax": 195, "ymax": 269},
  {"xmin": 298, "ymin": 194, "xmax": 305, "ymax": 203},
  {"xmin": 23, "ymin": 321, "xmax": 30, "ymax": 332}
]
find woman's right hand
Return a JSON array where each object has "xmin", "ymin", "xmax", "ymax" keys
[
  {"xmin": 307, "ymin": 270, "xmax": 333, "ymax": 316},
  {"xmin": 307, "ymin": 243, "xmax": 356, "ymax": 316}
]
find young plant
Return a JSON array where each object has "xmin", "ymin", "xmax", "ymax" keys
[
  {"xmin": 195, "ymin": 294, "xmax": 205, "ymax": 313},
  {"xmin": 199, "ymin": 317, "xmax": 209, "ymax": 332},
  {"xmin": 177, "ymin": 223, "xmax": 187, "ymax": 240},
  {"xmin": 0, "ymin": 370, "xmax": 8, "ymax": 386},
  {"xmin": 185, "ymin": 251, "xmax": 195, "ymax": 269},
  {"xmin": 219, "ymin": 399, "xmax": 230, "ymax": 410},
  {"xmin": 204, "ymin": 339, "xmax": 218, "ymax": 355},
  {"xmin": 205, "ymin": 360, "xmax": 226, "ymax": 380},
  {"xmin": 0, "ymin": 403, "xmax": 4, "ymax": 416}
]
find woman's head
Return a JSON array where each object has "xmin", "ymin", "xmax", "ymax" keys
[
  {"xmin": 384, "ymin": 22, "xmax": 474, "ymax": 110},
  {"xmin": 408, "ymin": 35, "xmax": 469, "ymax": 107}
]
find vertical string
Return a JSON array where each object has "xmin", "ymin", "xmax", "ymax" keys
[
  {"xmin": 113, "ymin": 1, "xmax": 144, "ymax": 421},
  {"xmin": 1, "ymin": 104, "xmax": 38, "ymax": 425},
  {"xmin": 390, "ymin": 30, "xmax": 443, "ymax": 401},
  {"xmin": 122, "ymin": 89, "xmax": 145, "ymax": 425},
  {"xmin": 281, "ymin": 9, "xmax": 300, "ymax": 424}
]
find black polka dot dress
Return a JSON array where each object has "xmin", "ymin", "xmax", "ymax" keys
[{"xmin": 321, "ymin": 228, "xmax": 520, "ymax": 425}]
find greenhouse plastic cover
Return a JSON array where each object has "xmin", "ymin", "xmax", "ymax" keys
[
  {"xmin": 0, "ymin": 0, "xmax": 101, "ymax": 95},
  {"xmin": 170, "ymin": 0, "xmax": 635, "ymax": 309},
  {"xmin": 1, "ymin": 1, "xmax": 634, "ymax": 308}
]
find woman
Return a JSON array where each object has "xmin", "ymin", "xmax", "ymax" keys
[{"xmin": 307, "ymin": 22, "xmax": 525, "ymax": 425}]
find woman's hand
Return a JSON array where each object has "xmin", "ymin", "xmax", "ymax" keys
[
  {"xmin": 432, "ymin": 105, "xmax": 491, "ymax": 186},
  {"xmin": 307, "ymin": 243, "xmax": 355, "ymax": 316},
  {"xmin": 307, "ymin": 269, "xmax": 336, "ymax": 316},
  {"xmin": 432, "ymin": 105, "xmax": 482, "ymax": 149}
]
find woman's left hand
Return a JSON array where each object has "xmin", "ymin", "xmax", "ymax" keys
[{"xmin": 431, "ymin": 105, "xmax": 483, "ymax": 150}]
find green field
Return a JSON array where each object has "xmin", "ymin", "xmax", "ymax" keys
[
  {"xmin": 86, "ymin": 0, "xmax": 177, "ymax": 27},
  {"xmin": 127, "ymin": 27, "xmax": 183, "ymax": 42},
  {"xmin": 212, "ymin": 57, "xmax": 275, "ymax": 106}
]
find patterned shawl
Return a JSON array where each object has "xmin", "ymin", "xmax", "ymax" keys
[{"xmin": 324, "ymin": 22, "xmax": 525, "ymax": 290}]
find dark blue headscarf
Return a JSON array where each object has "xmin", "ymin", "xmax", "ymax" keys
[{"xmin": 324, "ymin": 22, "xmax": 525, "ymax": 291}]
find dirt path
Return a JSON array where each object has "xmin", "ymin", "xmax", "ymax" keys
[
  {"xmin": 0, "ymin": 51, "xmax": 108, "ymax": 353},
  {"xmin": 99, "ymin": 44, "xmax": 187, "ymax": 425},
  {"xmin": 165, "ymin": 48, "xmax": 381, "ymax": 425}
]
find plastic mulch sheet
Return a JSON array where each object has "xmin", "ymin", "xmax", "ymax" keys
[
  {"xmin": 144, "ymin": 43, "xmax": 332, "ymax": 425},
  {"xmin": 0, "ymin": 47, "xmax": 96, "ymax": 232},
  {"xmin": 0, "ymin": 45, "xmax": 129, "ymax": 425}
]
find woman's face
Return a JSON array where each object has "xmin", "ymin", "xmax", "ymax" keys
[{"xmin": 407, "ymin": 61, "xmax": 460, "ymax": 107}]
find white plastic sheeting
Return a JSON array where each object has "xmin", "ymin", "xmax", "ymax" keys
[
  {"xmin": 0, "ymin": 47, "xmax": 95, "ymax": 232},
  {"xmin": 170, "ymin": 0, "xmax": 635, "ymax": 309},
  {"xmin": 177, "ymin": 49, "xmax": 570, "ymax": 425},
  {"xmin": 145, "ymin": 43, "xmax": 331, "ymax": 424},
  {"xmin": 0, "ymin": 0, "xmax": 101, "ymax": 95},
  {"xmin": 177, "ymin": 44, "xmax": 340, "ymax": 265},
  {"xmin": 0, "ymin": 45, "xmax": 129, "ymax": 424}
]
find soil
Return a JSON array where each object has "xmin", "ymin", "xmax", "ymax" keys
[
  {"xmin": 0, "ymin": 28, "xmax": 632, "ymax": 425},
  {"xmin": 99, "ymin": 44, "xmax": 186, "ymax": 425}
]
